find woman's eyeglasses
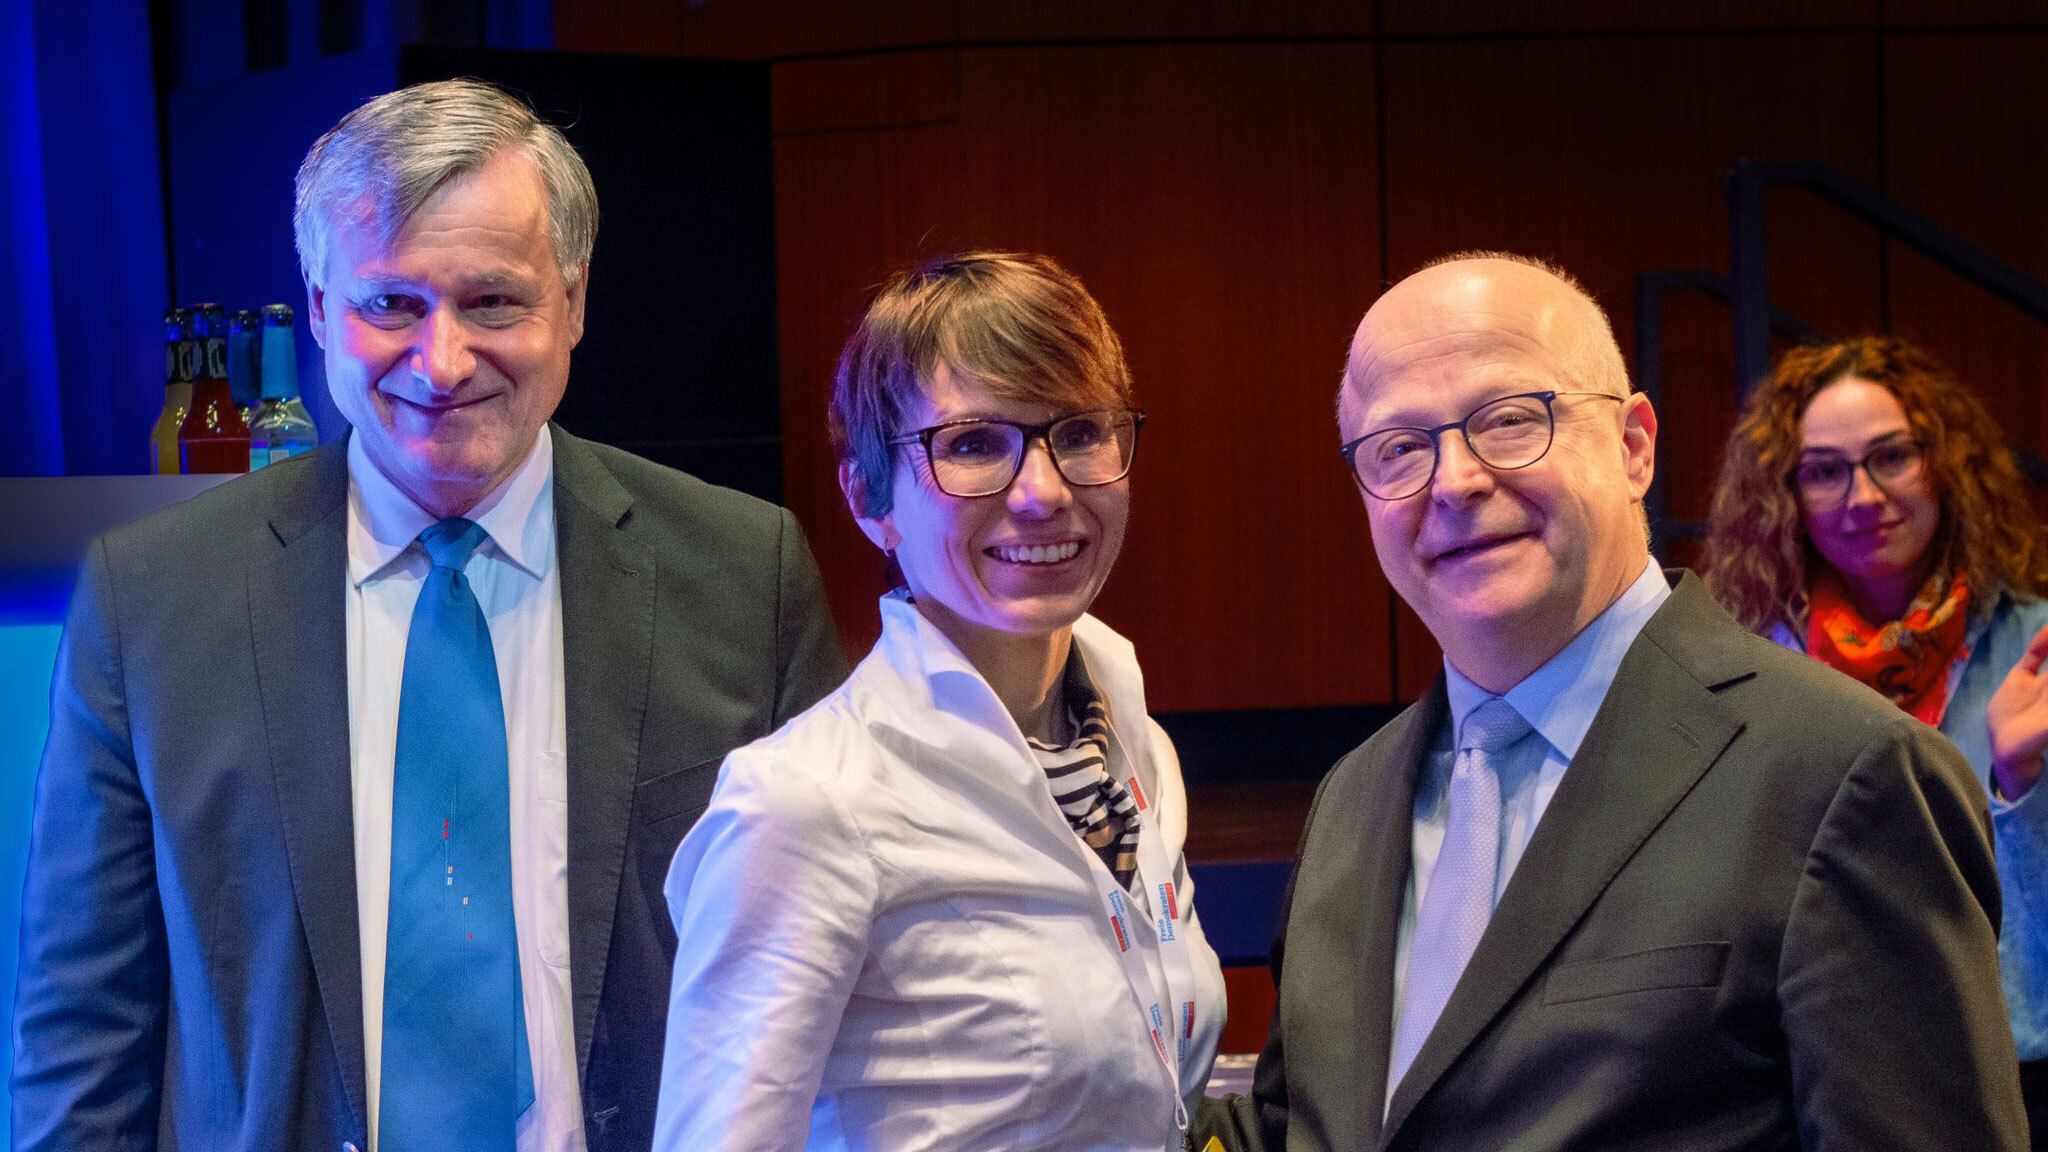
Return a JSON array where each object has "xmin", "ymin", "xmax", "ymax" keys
[
  {"xmin": 1792, "ymin": 438, "xmax": 1925, "ymax": 507},
  {"xmin": 888, "ymin": 409, "xmax": 1145, "ymax": 499}
]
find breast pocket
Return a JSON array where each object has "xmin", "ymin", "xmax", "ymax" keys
[
  {"xmin": 635, "ymin": 757, "xmax": 724, "ymax": 832},
  {"xmin": 1542, "ymin": 941, "xmax": 1730, "ymax": 1006}
]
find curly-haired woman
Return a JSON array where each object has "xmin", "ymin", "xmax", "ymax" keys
[{"xmin": 1706, "ymin": 334, "xmax": 2048, "ymax": 1135}]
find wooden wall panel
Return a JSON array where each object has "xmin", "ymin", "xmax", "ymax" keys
[
  {"xmin": 1882, "ymin": 0, "xmax": 2048, "ymax": 25},
  {"xmin": 1383, "ymin": 0, "xmax": 1873, "ymax": 35},
  {"xmin": 956, "ymin": 0, "xmax": 1373, "ymax": 40},
  {"xmin": 1882, "ymin": 33, "xmax": 2048, "ymax": 463},
  {"xmin": 772, "ymin": 47, "xmax": 959, "ymax": 133},
  {"xmin": 557, "ymin": 0, "xmax": 953, "ymax": 59},
  {"xmin": 774, "ymin": 122, "xmax": 979, "ymax": 662},
  {"xmin": 776, "ymin": 44, "xmax": 1391, "ymax": 711}
]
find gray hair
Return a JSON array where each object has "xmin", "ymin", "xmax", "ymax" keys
[{"xmin": 293, "ymin": 78, "xmax": 598, "ymax": 288}]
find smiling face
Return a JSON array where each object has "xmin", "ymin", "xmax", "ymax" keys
[
  {"xmin": 307, "ymin": 148, "xmax": 587, "ymax": 517},
  {"xmin": 1798, "ymin": 376, "xmax": 1942, "ymax": 616},
  {"xmin": 1338, "ymin": 259, "xmax": 1656, "ymax": 691},
  {"xmin": 852, "ymin": 363, "xmax": 1130, "ymax": 659}
]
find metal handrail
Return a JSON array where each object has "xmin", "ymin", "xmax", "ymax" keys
[
  {"xmin": 1632, "ymin": 268, "xmax": 1820, "ymax": 541},
  {"xmin": 1726, "ymin": 160, "xmax": 2048, "ymax": 395}
]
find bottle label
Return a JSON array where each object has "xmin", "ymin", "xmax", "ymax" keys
[
  {"xmin": 204, "ymin": 337, "xmax": 228, "ymax": 380},
  {"xmin": 178, "ymin": 341, "xmax": 199, "ymax": 382}
]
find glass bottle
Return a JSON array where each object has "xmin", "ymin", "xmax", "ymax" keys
[
  {"xmin": 177, "ymin": 304, "xmax": 251, "ymax": 474},
  {"xmin": 149, "ymin": 308, "xmax": 194, "ymax": 474},
  {"xmin": 228, "ymin": 309, "xmax": 262, "ymax": 426},
  {"xmin": 248, "ymin": 303, "xmax": 319, "ymax": 469}
]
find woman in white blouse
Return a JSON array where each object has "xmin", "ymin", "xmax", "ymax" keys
[{"xmin": 652, "ymin": 251, "xmax": 1224, "ymax": 1151}]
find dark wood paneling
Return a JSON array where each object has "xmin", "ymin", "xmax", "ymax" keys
[
  {"xmin": 773, "ymin": 123, "xmax": 978, "ymax": 660},
  {"xmin": 1219, "ymin": 967, "xmax": 1276, "ymax": 1054},
  {"xmin": 1377, "ymin": 34, "xmax": 1882, "ymax": 686},
  {"xmin": 776, "ymin": 43, "xmax": 1391, "ymax": 711},
  {"xmin": 1383, "ymin": 0, "xmax": 1873, "ymax": 35},
  {"xmin": 1882, "ymin": 0, "xmax": 2048, "ymax": 26},
  {"xmin": 1394, "ymin": 598, "xmax": 1440, "ymax": 703},
  {"xmin": 557, "ymin": 0, "xmax": 954, "ymax": 59},
  {"xmin": 772, "ymin": 48, "xmax": 958, "ymax": 134},
  {"xmin": 957, "ymin": 0, "xmax": 1374, "ymax": 40},
  {"xmin": 1883, "ymin": 33, "xmax": 2048, "ymax": 462},
  {"xmin": 1186, "ymin": 781, "xmax": 1319, "ymax": 863}
]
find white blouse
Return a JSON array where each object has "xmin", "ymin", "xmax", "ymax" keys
[{"xmin": 653, "ymin": 592, "xmax": 1225, "ymax": 1151}]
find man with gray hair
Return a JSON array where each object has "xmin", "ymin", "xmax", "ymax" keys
[
  {"xmin": 1195, "ymin": 253, "xmax": 2026, "ymax": 1149},
  {"xmin": 13, "ymin": 79, "xmax": 844, "ymax": 1152}
]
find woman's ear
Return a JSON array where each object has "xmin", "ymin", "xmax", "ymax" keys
[{"xmin": 840, "ymin": 459, "xmax": 899, "ymax": 552}]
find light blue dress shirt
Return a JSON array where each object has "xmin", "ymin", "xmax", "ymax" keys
[{"xmin": 1389, "ymin": 560, "xmax": 1672, "ymax": 1047}]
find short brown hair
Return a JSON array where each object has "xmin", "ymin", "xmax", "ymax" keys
[
  {"xmin": 1705, "ymin": 334, "xmax": 2048, "ymax": 634},
  {"xmin": 830, "ymin": 251, "xmax": 1134, "ymax": 516}
]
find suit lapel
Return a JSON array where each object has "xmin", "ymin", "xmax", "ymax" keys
[
  {"xmin": 1344, "ymin": 682, "xmax": 1444, "ymax": 1150},
  {"xmin": 248, "ymin": 443, "xmax": 368, "ymax": 1132},
  {"xmin": 1381, "ymin": 576, "xmax": 1750, "ymax": 1141},
  {"xmin": 550, "ymin": 429, "xmax": 656, "ymax": 1077}
]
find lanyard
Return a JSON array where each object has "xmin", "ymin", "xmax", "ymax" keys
[{"xmin": 1089, "ymin": 722, "xmax": 1199, "ymax": 1138}]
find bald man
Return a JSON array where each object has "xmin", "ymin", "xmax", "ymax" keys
[{"xmin": 1193, "ymin": 254, "xmax": 2026, "ymax": 1151}]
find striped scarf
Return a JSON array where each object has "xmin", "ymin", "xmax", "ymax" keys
[{"xmin": 1026, "ymin": 659, "xmax": 1140, "ymax": 891}]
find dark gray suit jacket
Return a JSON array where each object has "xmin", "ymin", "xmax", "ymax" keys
[
  {"xmin": 1196, "ymin": 573, "xmax": 2027, "ymax": 1151},
  {"xmin": 11, "ymin": 428, "xmax": 847, "ymax": 1152}
]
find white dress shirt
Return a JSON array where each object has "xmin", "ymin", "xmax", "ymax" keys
[
  {"xmin": 655, "ymin": 592, "xmax": 1226, "ymax": 1151},
  {"xmin": 1390, "ymin": 559, "xmax": 1672, "ymax": 1055},
  {"xmin": 345, "ymin": 428, "xmax": 583, "ymax": 1152}
]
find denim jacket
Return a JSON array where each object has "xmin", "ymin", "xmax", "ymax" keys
[{"xmin": 1776, "ymin": 589, "xmax": 2048, "ymax": 1060}]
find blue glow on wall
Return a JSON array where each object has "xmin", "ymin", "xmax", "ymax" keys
[{"xmin": 0, "ymin": 619, "xmax": 64, "ymax": 1146}]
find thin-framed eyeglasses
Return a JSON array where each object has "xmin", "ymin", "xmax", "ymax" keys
[
  {"xmin": 888, "ymin": 408, "xmax": 1146, "ymax": 499},
  {"xmin": 1339, "ymin": 390, "xmax": 1625, "ymax": 500},
  {"xmin": 1791, "ymin": 436, "xmax": 1925, "ymax": 508}
]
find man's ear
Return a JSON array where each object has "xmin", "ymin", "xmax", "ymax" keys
[
  {"xmin": 839, "ymin": 459, "xmax": 899, "ymax": 552},
  {"xmin": 1621, "ymin": 391, "xmax": 1658, "ymax": 502},
  {"xmin": 564, "ymin": 265, "xmax": 589, "ymax": 348},
  {"xmin": 306, "ymin": 282, "xmax": 329, "ymax": 350}
]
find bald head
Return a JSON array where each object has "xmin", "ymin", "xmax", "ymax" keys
[{"xmin": 1340, "ymin": 256, "xmax": 1629, "ymax": 430}]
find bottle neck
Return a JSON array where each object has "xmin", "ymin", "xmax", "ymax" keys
[{"xmin": 260, "ymin": 329, "xmax": 299, "ymax": 400}]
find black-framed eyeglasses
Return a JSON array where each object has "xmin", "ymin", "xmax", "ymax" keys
[
  {"xmin": 1339, "ymin": 390, "xmax": 1624, "ymax": 500},
  {"xmin": 1791, "ymin": 437, "xmax": 1925, "ymax": 507},
  {"xmin": 888, "ymin": 408, "xmax": 1146, "ymax": 499}
]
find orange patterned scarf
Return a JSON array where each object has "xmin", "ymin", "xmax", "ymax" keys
[{"xmin": 1806, "ymin": 567, "xmax": 1972, "ymax": 725}]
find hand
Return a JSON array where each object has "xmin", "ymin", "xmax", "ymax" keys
[{"xmin": 1985, "ymin": 623, "xmax": 2048, "ymax": 800}]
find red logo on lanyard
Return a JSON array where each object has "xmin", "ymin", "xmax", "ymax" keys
[
  {"xmin": 1183, "ymin": 1001, "xmax": 1195, "ymax": 1038},
  {"xmin": 1158, "ymin": 881, "xmax": 1178, "ymax": 921},
  {"xmin": 1110, "ymin": 911, "xmax": 1130, "ymax": 952},
  {"xmin": 1128, "ymin": 774, "xmax": 1149, "ymax": 812}
]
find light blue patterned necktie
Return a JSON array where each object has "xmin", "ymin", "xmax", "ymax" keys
[
  {"xmin": 381, "ymin": 517, "xmax": 533, "ymax": 1150},
  {"xmin": 1388, "ymin": 696, "xmax": 1527, "ymax": 1097}
]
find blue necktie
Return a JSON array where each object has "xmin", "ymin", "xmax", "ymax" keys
[
  {"xmin": 381, "ymin": 517, "xmax": 533, "ymax": 1151},
  {"xmin": 1388, "ymin": 696, "xmax": 1527, "ymax": 1097}
]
